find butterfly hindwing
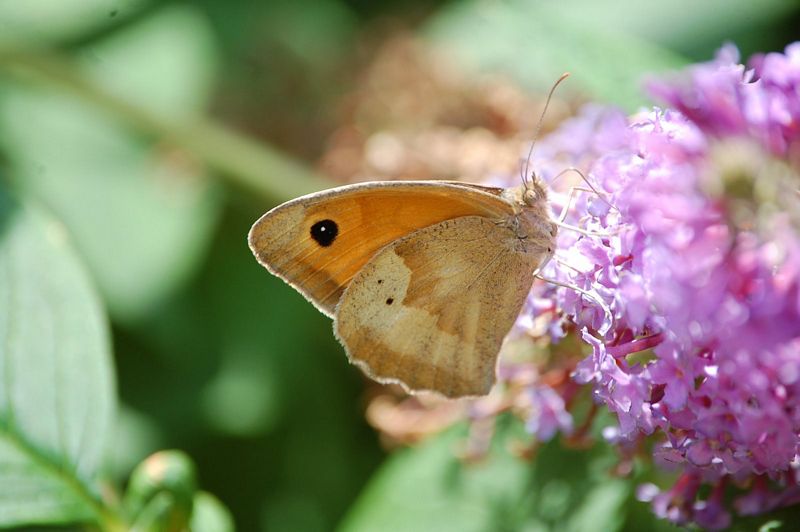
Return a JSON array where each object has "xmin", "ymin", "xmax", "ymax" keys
[{"xmin": 334, "ymin": 215, "xmax": 541, "ymax": 397}]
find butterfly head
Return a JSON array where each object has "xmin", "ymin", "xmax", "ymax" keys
[{"xmin": 522, "ymin": 174, "xmax": 548, "ymax": 207}]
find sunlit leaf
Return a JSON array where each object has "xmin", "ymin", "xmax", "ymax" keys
[
  {"xmin": 191, "ymin": 492, "xmax": 235, "ymax": 532},
  {"xmin": 425, "ymin": 0, "xmax": 687, "ymax": 110},
  {"xmin": 0, "ymin": 0, "xmax": 147, "ymax": 46},
  {"xmin": 339, "ymin": 425, "xmax": 521, "ymax": 532},
  {"xmin": 0, "ymin": 6, "xmax": 222, "ymax": 322},
  {"xmin": 339, "ymin": 418, "xmax": 664, "ymax": 532},
  {"xmin": 535, "ymin": 0, "xmax": 797, "ymax": 58},
  {"xmin": 425, "ymin": 0, "xmax": 797, "ymax": 110},
  {"xmin": 0, "ymin": 188, "xmax": 115, "ymax": 527},
  {"xmin": 79, "ymin": 5, "xmax": 218, "ymax": 120}
]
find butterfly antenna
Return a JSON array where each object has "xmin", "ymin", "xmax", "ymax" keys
[{"xmin": 522, "ymin": 72, "xmax": 570, "ymax": 187}]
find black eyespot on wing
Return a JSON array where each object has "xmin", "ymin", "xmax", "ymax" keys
[
  {"xmin": 310, "ymin": 219, "xmax": 338, "ymax": 247},
  {"xmin": 386, "ymin": 297, "xmax": 394, "ymax": 305}
]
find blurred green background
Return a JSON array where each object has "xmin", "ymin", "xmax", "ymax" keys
[{"xmin": 0, "ymin": 0, "xmax": 798, "ymax": 530}]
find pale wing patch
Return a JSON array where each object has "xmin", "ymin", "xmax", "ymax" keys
[{"xmin": 334, "ymin": 216, "xmax": 545, "ymax": 398}]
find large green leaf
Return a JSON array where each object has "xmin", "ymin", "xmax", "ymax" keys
[
  {"xmin": 0, "ymin": 6, "xmax": 222, "ymax": 323},
  {"xmin": 0, "ymin": 0, "xmax": 148, "ymax": 46},
  {"xmin": 0, "ymin": 188, "xmax": 116, "ymax": 528},
  {"xmin": 425, "ymin": 0, "xmax": 797, "ymax": 111},
  {"xmin": 339, "ymin": 420, "xmax": 630, "ymax": 532},
  {"xmin": 424, "ymin": 0, "xmax": 687, "ymax": 110},
  {"xmin": 532, "ymin": 0, "xmax": 797, "ymax": 58}
]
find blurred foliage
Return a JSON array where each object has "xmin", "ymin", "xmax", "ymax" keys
[
  {"xmin": 425, "ymin": 0, "xmax": 797, "ymax": 109},
  {"xmin": 341, "ymin": 416, "xmax": 653, "ymax": 532},
  {"xmin": 0, "ymin": 0, "xmax": 798, "ymax": 530}
]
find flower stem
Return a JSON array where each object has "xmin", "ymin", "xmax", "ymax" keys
[{"xmin": 606, "ymin": 332, "xmax": 664, "ymax": 358}]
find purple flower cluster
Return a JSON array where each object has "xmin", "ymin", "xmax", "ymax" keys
[
  {"xmin": 650, "ymin": 43, "xmax": 800, "ymax": 157},
  {"xmin": 509, "ymin": 43, "xmax": 800, "ymax": 526}
]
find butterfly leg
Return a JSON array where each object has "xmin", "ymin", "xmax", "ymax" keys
[
  {"xmin": 538, "ymin": 169, "xmax": 617, "ymax": 334},
  {"xmin": 551, "ymin": 167, "xmax": 617, "ymax": 222},
  {"xmin": 548, "ymin": 168, "xmax": 620, "ymax": 238}
]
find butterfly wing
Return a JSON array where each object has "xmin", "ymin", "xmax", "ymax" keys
[
  {"xmin": 334, "ymin": 215, "xmax": 543, "ymax": 398},
  {"xmin": 248, "ymin": 181, "xmax": 515, "ymax": 317}
]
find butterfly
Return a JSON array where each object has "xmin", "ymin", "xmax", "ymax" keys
[
  {"xmin": 248, "ymin": 177, "xmax": 557, "ymax": 398},
  {"xmin": 249, "ymin": 74, "xmax": 571, "ymax": 398}
]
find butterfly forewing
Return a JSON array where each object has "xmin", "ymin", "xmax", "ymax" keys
[
  {"xmin": 247, "ymin": 181, "xmax": 514, "ymax": 316},
  {"xmin": 334, "ymin": 216, "xmax": 542, "ymax": 397}
]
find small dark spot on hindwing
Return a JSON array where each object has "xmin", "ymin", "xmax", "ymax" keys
[{"xmin": 386, "ymin": 297, "xmax": 394, "ymax": 305}]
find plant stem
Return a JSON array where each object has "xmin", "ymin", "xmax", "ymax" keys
[{"xmin": 0, "ymin": 47, "xmax": 333, "ymax": 202}]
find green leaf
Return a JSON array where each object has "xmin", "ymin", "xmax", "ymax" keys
[
  {"xmin": 191, "ymin": 492, "xmax": 234, "ymax": 532},
  {"xmin": 79, "ymin": 5, "xmax": 219, "ymax": 121},
  {"xmin": 0, "ymin": 0, "xmax": 147, "ymax": 46},
  {"xmin": 0, "ymin": 188, "xmax": 116, "ymax": 528},
  {"xmin": 339, "ymin": 425, "xmax": 521, "ymax": 532},
  {"xmin": 531, "ymin": 0, "xmax": 798, "ymax": 59},
  {"xmin": 0, "ymin": 6, "xmax": 222, "ymax": 323},
  {"xmin": 424, "ymin": 0, "xmax": 798, "ymax": 111},
  {"xmin": 340, "ymin": 420, "xmax": 630, "ymax": 532},
  {"xmin": 424, "ymin": 0, "xmax": 688, "ymax": 110}
]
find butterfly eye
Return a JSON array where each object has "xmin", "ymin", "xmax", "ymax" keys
[{"xmin": 310, "ymin": 219, "xmax": 338, "ymax": 247}]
